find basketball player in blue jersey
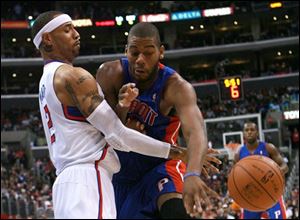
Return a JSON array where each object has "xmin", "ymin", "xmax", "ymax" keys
[
  {"xmin": 96, "ymin": 22, "xmax": 221, "ymax": 219},
  {"xmin": 234, "ymin": 122, "xmax": 289, "ymax": 219}
]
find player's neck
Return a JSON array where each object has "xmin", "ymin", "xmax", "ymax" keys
[
  {"xmin": 43, "ymin": 54, "xmax": 73, "ymax": 65},
  {"xmin": 246, "ymin": 141, "xmax": 259, "ymax": 151},
  {"xmin": 136, "ymin": 70, "xmax": 159, "ymax": 92}
]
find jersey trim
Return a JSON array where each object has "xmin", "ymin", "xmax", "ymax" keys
[
  {"xmin": 95, "ymin": 145, "xmax": 109, "ymax": 219},
  {"xmin": 165, "ymin": 160, "xmax": 186, "ymax": 193},
  {"xmin": 62, "ymin": 104, "xmax": 87, "ymax": 122}
]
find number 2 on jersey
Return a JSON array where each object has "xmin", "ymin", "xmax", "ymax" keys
[{"xmin": 44, "ymin": 105, "xmax": 56, "ymax": 144}]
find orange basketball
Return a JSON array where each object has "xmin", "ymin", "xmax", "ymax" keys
[{"xmin": 227, "ymin": 155, "xmax": 284, "ymax": 211}]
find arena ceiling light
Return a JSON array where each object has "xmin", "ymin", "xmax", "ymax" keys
[
  {"xmin": 269, "ymin": 2, "xmax": 282, "ymax": 8},
  {"xmin": 171, "ymin": 10, "xmax": 201, "ymax": 21},
  {"xmin": 1, "ymin": 21, "xmax": 29, "ymax": 29},
  {"xmin": 202, "ymin": 7, "xmax": 234, "ymax": 17},
  {"xmin": 95, "ymin": 20, "xmax": 115, "ymax": 27},
  {"xmin": 115, "ymin": 16, "xmax": 124, "ymax": 26},
  {"xmin": 125, "ymin": 15, "xmax": 136, "ymax": 25},
  {"xmin": 139, "ymin": 13, "xmax": 170, "ymax": 23},
  {"xmin": 72, "ymin": 19, "xmax": 93, "ymax": 27}
]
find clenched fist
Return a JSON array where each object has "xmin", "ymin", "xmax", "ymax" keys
[{"xmin": 118, "ymin": 83, "xmax": 139, "ymax": 108}]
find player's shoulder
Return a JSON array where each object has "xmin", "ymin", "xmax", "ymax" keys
[
  {"xmin": 264, "ymin": 142, "xmax": 277, "ymax": 152},
  {"xmin": 97, "ymin": 60, "xmax": 122, "ymax": 77},
  {"xmin": 167, "ymin": 72, "xmax": 194, "ymax": 93},
  {"xmin": 56, "ymin": 64, "xmax": 90, "ymax": 81}
]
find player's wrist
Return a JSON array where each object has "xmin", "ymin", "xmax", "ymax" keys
[
  {"xmin": 116, "ymin": 101, "xmax": 129, "ymax": 109},
  {"xmin": 183, "ymin": 171, "xmax": 201, "ymax": 181}
]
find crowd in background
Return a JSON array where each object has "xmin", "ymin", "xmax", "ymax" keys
[
  {"xmin": 2, "ymin": 86, "xmax": 298, "ymax": 145},
  {"xmin": 1, "ymin": 2, "xmax": 256, "ymax": 21},
  {"xmin": 1, "ymin": 148, "xmax": 55, "ymax": 219},
  {"xmin": 1, "ymin": 147, "xmax": 298, "ymax": 219},
  {"xmin": 1, "ymin": 1, "xmax": 299, "ymax": 58}
]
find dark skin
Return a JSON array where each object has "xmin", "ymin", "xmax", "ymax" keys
[
  {"xmin": 234, "ymin": 122, "xmax": 289, "ymax": 177},
  {"xmin": 96, "ymin": 36, "xmax": 220, "ymax": 217}
]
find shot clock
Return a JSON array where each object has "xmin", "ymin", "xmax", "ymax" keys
[{"xmin": 218, "ymin": 76, "xmax": 244, "ymax": 101}]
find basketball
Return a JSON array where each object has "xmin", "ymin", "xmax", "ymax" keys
[{"xmin": 228, "ymin": 155, "xmax": 284, "ymax": 211}]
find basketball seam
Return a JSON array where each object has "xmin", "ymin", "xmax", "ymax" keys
[
  {"xmin": 232, "ymin": 166, "xmax": 265, "ymax": 210},
  {"xmin": 237, "ymin": 164, "xmax": 277, "ymax": 203},
  {"xmin": 242, "ymin": 157, "xmax": 283, "ymax": 188}
]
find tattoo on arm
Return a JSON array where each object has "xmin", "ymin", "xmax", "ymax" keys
[
  {"xmin": 82, "ymin": 90, "xmax": 99, "ymax": 103},
  {"xmin": 65, "ymin": 80, "xmax": 103, "ymax": 117},
  {"xmin": 65, "ymin": 80, "xmax": 81, "ymax": 108},
  {"xmin": 87, "ymin": 95, "xmax": 103, "ymax": 115},
  {"xmin": 76, "ymin": 75, "xmax": 93, "ymax": 85}
]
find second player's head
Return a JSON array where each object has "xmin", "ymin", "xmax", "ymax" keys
[
  {"xmin": 243, "ymin": 122, "xmax": 259, "ymax": 145},
  {"xmin": 31, "ymin": 11, "xmax": 80, "ymax": 63},
  {"xmin": 126, "ymin": 22, "xmax": 165, "ymax": 84}
]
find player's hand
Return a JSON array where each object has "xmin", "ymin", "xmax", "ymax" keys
[
  {"xmin": 118, "ymin": 83, "xmax": 139, "ymax": 108},
  {"xmin": 202, "ymin": 148, "xmax": 222, "ymax": 178},
  {"xmin": 168, "ymin": 145, "xmax": 187, "ymax": 162},
  {"xmin": 125, "ymin": 118, "xmax": 146, "ymax": 134},
  {"xmin": 183, "ymin": 176, "xmax": 220, "ymax": 218}
]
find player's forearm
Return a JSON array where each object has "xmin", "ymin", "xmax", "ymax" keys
[
  {"xmin": 115, "ymin": 103, "xmax": 129, "ymax": 123},
  {"xmin": 185, "ymin": 131, "xmax": 208, "ymax": 174},
  {"xmin": 280, "ymin": 163, "xmax": 289, "ymax": 175}
]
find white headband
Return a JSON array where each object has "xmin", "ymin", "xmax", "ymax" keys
[{"xmin": 33, "ymin": 14, "xmax": 72, "ymax": 49}]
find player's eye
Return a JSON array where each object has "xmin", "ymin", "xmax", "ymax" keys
[
  {"xmin": 131, "ymin": 52, "xmax": 139, "ymax": 57},
  {"xmin": 143, "ymin": 51, "xmax": 153, "ymax": 56}
]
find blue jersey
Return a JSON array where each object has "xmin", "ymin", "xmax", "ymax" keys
[
  {"xmin": 113, "ymin": 58, "xmax": 181, "ymax": 183},
  {"xmin": 239, "ymin": 141, "xmax": 269, "ymax": 160}
]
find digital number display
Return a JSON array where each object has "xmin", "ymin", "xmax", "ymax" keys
[{"xmin": 218, "ymin": 76, "xmax": 243, "ymax": 101}]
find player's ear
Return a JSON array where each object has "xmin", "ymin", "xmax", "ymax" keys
[
  {"xmin": 125, "ymin": 45, "xmax": 128, "ymax": 55},
  {"xmin": 42, "ymin": 32, "xmax": 52, "ymax": 46},
  {"xmin": 159, "ymin": 45, "xmax": 165, "ymax": 60}
]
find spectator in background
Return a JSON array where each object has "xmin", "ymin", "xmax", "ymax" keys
[{"xmin": 292, "ymin": 128, "xmax": 299, "ymax": 148}]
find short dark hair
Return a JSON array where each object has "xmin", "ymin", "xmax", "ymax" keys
[
  {"xmin": 244, "ymin": 121, "xmax": 258, "ymax": 130},
  {"xmin": 31, "ymin": 11, "xmax": 63, "ymax": 47},
  {"xmin": 128, "ymin": 22, "xmax": 161, "ymax": 47}
]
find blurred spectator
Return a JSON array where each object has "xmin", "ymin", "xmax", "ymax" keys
[{"xmin": 292, "ymin": 128, "xmax": 299, "ymax": 148}]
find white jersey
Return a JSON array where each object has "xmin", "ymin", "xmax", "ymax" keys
[{"xmin": 38, "ymin": 61, "xmax": 119, "ymax": 176}]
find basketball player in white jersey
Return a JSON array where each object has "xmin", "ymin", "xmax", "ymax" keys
[{"xmin": 32, "ymin": 11, "xmax": 190, "ymax": 219}]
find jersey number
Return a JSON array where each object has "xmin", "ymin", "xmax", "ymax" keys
[{"xmin": 44, "ymin": 105, "xmax": 56, "ymax": 144}]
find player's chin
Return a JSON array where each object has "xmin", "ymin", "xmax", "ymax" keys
[
  {"xmin": 73, "ymin": 48, "xmax": 80, "ymax": 57},
  {"xmin": 133, "ymin": 73, "xmax": 148, "ymax": 82}
]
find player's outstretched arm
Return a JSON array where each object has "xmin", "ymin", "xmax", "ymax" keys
[
  {"xmin": 165, "ymin": 75, "xmax": 220, "ymax": 216},
  {"xmin": 266, "ymin": 143, "xmax": 289, "ymax": 176},
  {"xmin": 58, "ymin": 65, "xmax": 182, "ymax": 159}
]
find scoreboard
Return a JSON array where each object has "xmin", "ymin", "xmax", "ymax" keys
[{"xmin": 218, "ymin": 76, "xmax": 244, "ymax": 101}]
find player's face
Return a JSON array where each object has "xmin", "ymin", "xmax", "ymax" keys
[
  {"xmin": 243, "ymin": 123, "xmax": 258, "ymax": 144},
  {"xmin": 126, "ymin": 36, "xmax": 164, "ymax": 83},
  {"xmin": 49, "ymin": 22, "xmax": 80, "ymax": 60}
]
